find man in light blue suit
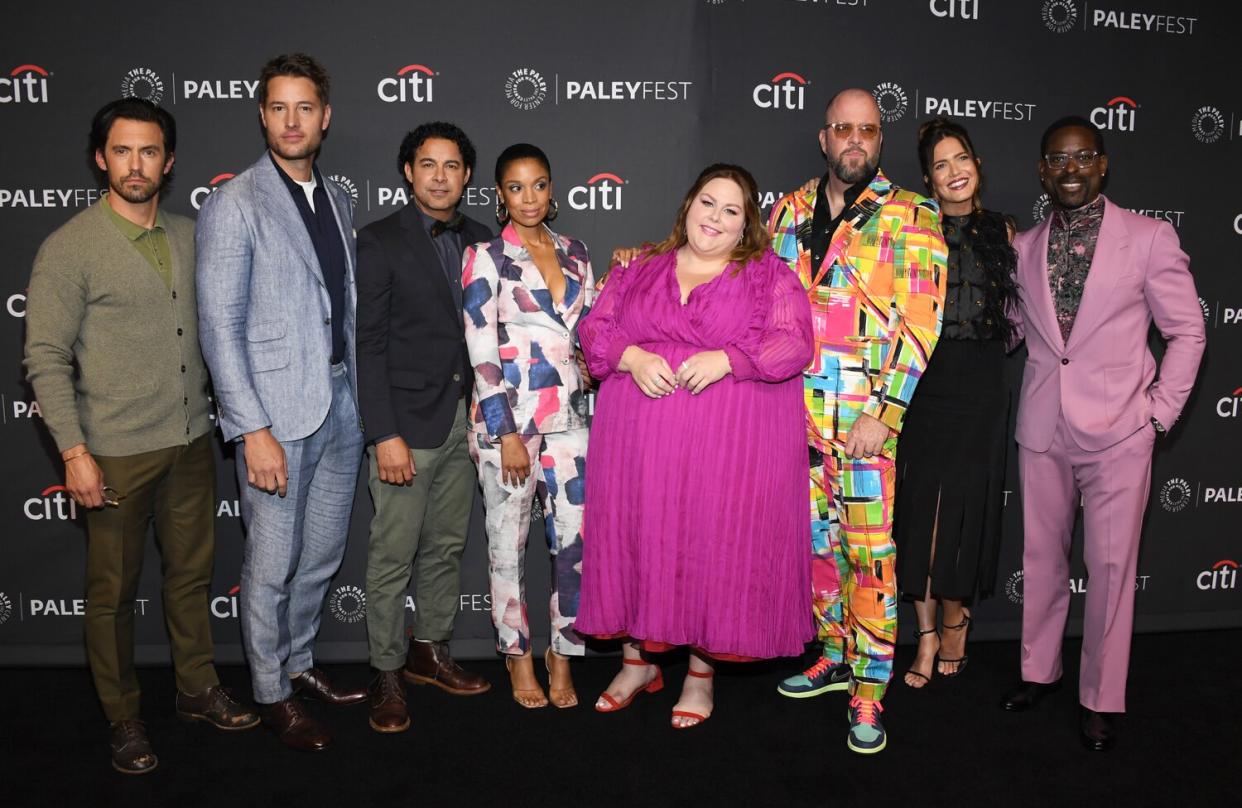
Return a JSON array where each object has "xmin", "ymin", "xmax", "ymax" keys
[{"xmin": 196, "ymin": 53, "xmax": 365, "ymax": 753}]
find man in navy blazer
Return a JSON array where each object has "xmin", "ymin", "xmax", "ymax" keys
[
  {"xmin": 196, "ymin": 53, "xmax": 365, "ymax": 753},
  {"xmin": 355, "ymin": 123, "xmax": 493, "ymax": 733}
]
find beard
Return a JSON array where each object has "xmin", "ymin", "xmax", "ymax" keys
[
  {"xmin": 268, "ymin": 130, "xmax": 322, "ymax": 163},
  {"xmin": 827, "ymin": 148, "xmax": 878, "ymax": 185},
  {"xmin": 110, "ymin": 172, "xmax": 162, "ymax": 204}
]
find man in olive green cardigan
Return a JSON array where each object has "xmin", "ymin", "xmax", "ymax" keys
[{"xmin": 23, "ymin": 98, "xmax": 257, "ymax": 776}]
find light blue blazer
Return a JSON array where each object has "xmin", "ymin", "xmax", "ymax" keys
[{"xmin": 195, "ymin": 153, "xmax": 359, "ymax": 443}]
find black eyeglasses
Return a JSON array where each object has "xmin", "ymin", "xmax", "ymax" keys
[
  {"xmin": 103, "ymin": 486, "xmax": 126, "ymax": 508},
  {"xmin": 1043, "ymin": 151, "xmax": 1100, "ymax": 170}
]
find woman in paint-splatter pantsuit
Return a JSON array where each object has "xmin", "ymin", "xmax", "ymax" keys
[{"xmin": 462, "ymin": 144, "xmax": 594, "ymax": 710}]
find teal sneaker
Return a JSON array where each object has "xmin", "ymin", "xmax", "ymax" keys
[
  {"xmin": 776, "ymin": 656, "xmax": 851, "ymax": 698},
  {"xmin": 846, "ymin": 696, "xmax": 886, "ymax": 754}
]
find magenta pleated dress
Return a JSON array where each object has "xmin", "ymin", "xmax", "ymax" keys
[{"xmin": 575, "ymin": 248, "xmax": 815, "ymax": 659}]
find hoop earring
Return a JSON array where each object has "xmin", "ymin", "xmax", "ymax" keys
[
  {"xmin": 545, "ymin": 198, "xmax": 559, "ymax": 222},
  {"xmin": 495, "ymin": 199, "xmax": 509, "ymax": 225}
]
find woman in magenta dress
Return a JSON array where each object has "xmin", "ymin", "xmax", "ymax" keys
[{"xmin": 576, "ymin": 164, "xmax": 814, "ymax": 728}]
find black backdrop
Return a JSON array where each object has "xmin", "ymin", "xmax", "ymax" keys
[{"xmin": 2, "ymin": 0, "xmax": 1239, "ymax": 665}]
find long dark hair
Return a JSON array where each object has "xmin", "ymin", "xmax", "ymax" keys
[
  {"xmin": 648, "ymin": 163, "xmax": 770, "ymax": 271},
  {"xmin": 917, "ymin": 116, "xmax": 983, "ymax": 211}
]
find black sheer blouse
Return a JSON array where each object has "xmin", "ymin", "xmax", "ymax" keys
[{"xmin": 939, "ymin": 210, "xmax": 1018, "ymax": 342}]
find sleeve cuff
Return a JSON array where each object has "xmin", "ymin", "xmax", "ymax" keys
[
  {"xmin": 723, "ymin": 345, "xmax": 756, "ymax": 382},
  {"xmin": 604, "ymin": 338, "xmax": 630, "ymax": 373}
]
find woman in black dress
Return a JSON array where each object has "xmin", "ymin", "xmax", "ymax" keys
[{"xmin": 896, "ymin": 117, "xmax": 1018, "ymax": 688}]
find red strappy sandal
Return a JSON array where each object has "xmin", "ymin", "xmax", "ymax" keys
[
  {"xmin": 671, "ymin": 668, "xmax": 714, "ymax": 729},
  {"xmin": 595, "ymin": 658, "xmax": 664, "ymax": 713}
]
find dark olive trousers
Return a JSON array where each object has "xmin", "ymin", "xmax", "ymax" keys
[{"xmin": 85, "ymin": 432, "xmax": 219, "ymax": 721}]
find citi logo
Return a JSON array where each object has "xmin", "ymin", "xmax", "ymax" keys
[
  {"xmin": 0, "ymin": 591, "xmax": 11, "ymax": 625},
  {"xmin": 7, "ymin": 290, "xmax": 26, "ymax": 318},
  {"xmin": 328, "ymin": 174, "xmax": 359, "ymax": 209},
  {"xmin": 1197, "ymin": 560, "xmax": 1238, "ymax": 591},
  {"xmin": 328, "ymin": 585, "xmax": 366, "ymax": 623},
  {"xmin": 24, "ymin": 484, "xmax": 78, "ymax": 521},
  {"xmin": 753, "ymin": 72, "xmax": 807, "ymax": 110},
  {"xmin": 210, "ymin": 585, "xmax": 241, "ymax": 619},
  {"xmin": 1090, "ymin": 96, "xmax": 1137, "ymax": 131},
  {"xmin": 1235, "ymin": 213, "xmax": 1242, "ymax": 235},
  {"xmin": 872, "ymin": 81, "xmax": 908, "ymax": 123},
  {"xmin": 378, "ymin": 64, "xmax": 435, "ymax": 103},
  {"xmin": 568, "ymin": 173, "xmax": 625, "ymax": 211},
  {"xmin": 929, "ymin": 0, "xmax": 977, "ymax": 19},
  {"xmin": 190, "ymin": 173, "xmax": 236, "ymax": 211},
  {"xmin": 1191, "ymin": 106, "xmax": 1225, "ymax": 144},
  {"xmin": 120, "ymin": 67, "xmax": 165, "ymax": 105},
  {"xmin": 1217, "ymin": 386, "xmax": 1242, "ymax": 418},
  {"xmin": 1041, "ymin": 0, "xmax": 1078, "ymax": 33},
  {"xmin": 0, "ymin": 64, "xmax": 50, "ymax": 104}
]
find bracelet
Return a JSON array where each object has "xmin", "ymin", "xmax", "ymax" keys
[{"xmin": 62, "ymin": 449, "xmax": 90, "ymax": 462}]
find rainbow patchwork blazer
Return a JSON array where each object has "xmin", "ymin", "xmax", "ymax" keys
[
  {"xmin": 462, "ymin": 222, "xmax": 595, "ymax": 439},
  {"xmin": 768, "ymin": 170, "xmax": 947, "ymax": 456}
]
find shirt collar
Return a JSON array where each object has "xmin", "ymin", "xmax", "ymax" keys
[
  {"xmin": 269, "ymin": 151, "xmax": 322, "ymax": 194},
  {"xmin": 1052, "ymin": 194, "xmax": 1105, "ymax": 229},
  {"xmin": 415, "ymin": 204, "xmax": 460, "ymax": 234},
  {"xmin": 101, "ymin": 192, "xmax": 165, "ymax": 240}
]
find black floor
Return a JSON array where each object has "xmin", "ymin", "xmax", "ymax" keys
[{"xmin": 3, "ymin": 631, "xmax": 1238, "ymax": 808}]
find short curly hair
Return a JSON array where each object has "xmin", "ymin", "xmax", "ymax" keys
[{"xmin": 397, "ymin": 122, "xmax": 477, "ymax": 182}]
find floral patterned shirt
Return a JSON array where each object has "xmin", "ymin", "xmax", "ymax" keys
[{"xmin": 1046, "ymin": 195, "xmax": 1104, "ymax": 343}]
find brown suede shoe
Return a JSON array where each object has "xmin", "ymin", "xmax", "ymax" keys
[
  {"xmin": 291, "ymin": 667, "xmax": 367, "ymax": 706},
  {"xmin": 175, "ymin": 686, "xmax": 260, "ymax": 730},
  {"xmin": 368, "ymin": 670, "xmax": 411, "ymax": 733},
  {"xmin": 110, "ymin": 719, "xmax": 158, "ymax": 775},
  {"xmin": 403, "ymin": 640, "xmax": 490, "ymax": 695},
  {"xmin": 260, "ymin": 697, "xmax": 331, "ymax": 752}
]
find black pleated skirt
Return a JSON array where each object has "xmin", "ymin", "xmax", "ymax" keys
[{"xmin": 894, "ymin": 339, "xmax": 1009, "ymax": 602}]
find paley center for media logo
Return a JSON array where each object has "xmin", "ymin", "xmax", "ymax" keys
[
  {"xmin": 1041, "ymin": 0, "xmax": 1078, "ymax": 33},
  {"xmin": 120, "ymin": 67, "xmax": 165, "ymax": 105},
  {"xmin": 0, "ymin": 188, "xmax": 100, "ymax": 209},
  {"xmin": 505, "ymin": 68, "xmax": 547, "ymax": 110},
  {"xmin": 753, "ymin": 72, "xmax": 808, "ymax": 111},
  {"xmin": 1159, "ymin": 477, "xmax": 1193, "ymax": 513},
  {"xmin": 1, "ymin": 64, "xmax": 51, "ymax": 104},
  {"xmin": 1197, "ymin": 560, "xmax": 1238, "ymax": 591},
  {"xmin": 378, "ymin": 64, "xmax": 436, "ymax": 103},
  {"xmin": 872, "ymin": 82, "xmax": 908, "ymax": 123},
  {"xmin": 0, "ymin": 591, "xmax": 11, "ymax": 625},
  {"xmin": 329, "ymin": 585, "xmax": 366, "ymax": 623},
  {"xmin": 328, "ymin": 174, "xmax": 359, "ymax": 209},
  {"xmin": 1190, "ymin": 106, "xmax": 1228, "ymax": 144},
  {"xmin": 1004, "ymin": 569, "xmax": 1150, "ymax": 604}
]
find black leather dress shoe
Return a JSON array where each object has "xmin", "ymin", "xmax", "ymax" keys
[
  {"xmin": 291, "ymin": 667, "xmax": 367, "ymax": 706},
  {"xmin": 1080, "ymin": 707, "xmax": 1117, "ymax": 751},
  {"xmin": 1000, "ymin": 679, "xmax": 1062, "ymax": 711},
  {"xmin": 260, "ymin": 698, "xmax": 331, "ymax": 752}
]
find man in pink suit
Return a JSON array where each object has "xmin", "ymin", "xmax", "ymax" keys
[{"xmin": 1000, "ymin": 116, "xmax": 1204, "ymax": 751}]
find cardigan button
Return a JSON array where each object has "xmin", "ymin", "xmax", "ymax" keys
[{"xmin": 1061, "ymin": 358, "xmax": 1070, "ymax": 365}]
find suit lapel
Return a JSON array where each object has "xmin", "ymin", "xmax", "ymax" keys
[
  {"xmin": 398, "ymin": 204, "xmax": 459, "ymax": 319},
  {"xmin": 1065, "ymin": 198, "xmax": 1128, "ymax": 351},
  {"xmin": 253, "ymin": 156, "xmax": 324, "ymax": 287},
  {"xmin": 1022, "ymin": 218, "xmax": 1065, "ymax": 352}
]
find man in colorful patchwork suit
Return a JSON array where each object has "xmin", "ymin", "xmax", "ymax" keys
[{"xmin": 769, "ymin": 88, "xmax": 947, "ymax": 754}]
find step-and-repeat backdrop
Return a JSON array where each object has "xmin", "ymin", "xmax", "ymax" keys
[{"xmin": 1, "ymin": 0, "xmax": 1239, "ymax": 665}]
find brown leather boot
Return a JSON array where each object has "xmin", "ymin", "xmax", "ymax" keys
[
  {"xmin": 403, "ymin": 639, "xmax": 490, "ymax": 695},
  {"xmin": 291, "ymin": 667, "xmax": 367, "ymax": 706},
  {"xmin": 367, "ymin": 670, "xmax": 411, "ymax": 733}
]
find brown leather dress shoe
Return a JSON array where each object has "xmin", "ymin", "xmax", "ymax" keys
[
  {"xmin": 110, "ymin": 719, "xmax": 158, "ymax": 775},
  {"xmin": 291, "ymin": 667, "xmax": 367, "ymax": 706},
  {"xmin": 1080, "ymin": 706, "xmax": 1117, "ymax": 751},
  {"xmin": 403, "ymin": 640, "xmax": 491, "ymax": 695},
  {"xmin": 260, "ymin": 697, "xmax": 331, "ymax": 752},
  {"xmin": 368, "ymin": 670, "xmax": 411, "ymax": 733},
  {"xmin": 175, "ymin": 685, "xmax": 260, "ymax": 730}
]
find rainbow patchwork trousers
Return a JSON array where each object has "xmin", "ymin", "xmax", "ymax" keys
[{"xmin": 810, "ymin": 445, "xmax": 897, "ymax": 702}]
